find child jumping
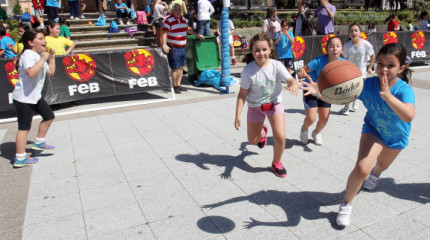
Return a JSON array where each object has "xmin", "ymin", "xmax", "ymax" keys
[
  {"xmin": 297, "ymin": 36, "xmax": 345, "ymax": 146},
  {"xmin": 274, "ymin": 19, "xmax": 294, "ymax": 74},
  {"xmin": 12, "ymin": 29, "xmax": 57, "ymax": 167},
  {"xmin": 300, "ymin": 43, "xmax": 415, "ymax": 227},
  {"xmin": 340, "ymin": 23, "xmax": 375, "ymax": 115},
  {"xmin": 235, "ymin": 33, "xmax": 299, "ymax": 178}
]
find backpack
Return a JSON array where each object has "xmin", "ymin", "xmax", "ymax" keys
[
  {"xmin": 95, "ymin": 15, "xmax": 106, "ymax": 26},
  {"xmin": 21, "ymin": 13, "xmax": 31, "ymax": 22},
  {"xmin": 109, "ymin": 21, "xmax": 120, "ymax": 33},
  {"xmin": 128, "ymin": 9, "xmax": 136, "ymax": 19},
  {"xmin": 136, "ymin": 11, "xmax": 148, "ymax": 24}
]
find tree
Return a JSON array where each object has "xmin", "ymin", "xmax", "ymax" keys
[{"xmin": 412, "ymin": 0, "xmax": 430, "ymax": 19}]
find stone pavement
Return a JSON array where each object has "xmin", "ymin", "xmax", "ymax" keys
[{"xmin": 1, "ymin": 64, "xmax": 430, "ymax": 239}]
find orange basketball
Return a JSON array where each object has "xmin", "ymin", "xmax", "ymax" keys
[{"xmin": 318, "ymin": 60, "xmax": 364, "ymax": 105}]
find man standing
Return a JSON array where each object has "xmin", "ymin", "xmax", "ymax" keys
[
  {"xmin": 162, "ymin": 4, "xmax": 204, "ymax": 94},
  {"xmin": 314, "ymin": 0, "xmax": 336, "ymax": 35},
  {"xmin": 293, "ymin": 1, "xmax": 314, "ymax": 36}
]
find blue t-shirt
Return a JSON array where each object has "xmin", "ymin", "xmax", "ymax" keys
[
  {"xmin": 1, "ymin": 36, "xmax": 17, "ymax": 58},
  {"xmin": 46, "ymin": 0, "xmax": 59, "ymax": 7},
  {"xmin": 115, "ymin": 2, "xmax": 127, "ymax": 13},
  {"xmin": 305, "ymin": 54, "xmax": 346, "ymax": 83},
  {"xmin": 359, "ymin": 76, "xmax": 415, "ymax": 149},
  {"xmin": 275, "ymin": 31, "xmax": 294, "ymax": 59}
]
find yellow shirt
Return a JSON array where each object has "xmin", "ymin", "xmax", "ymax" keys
[
  {"xmin": 13, "ymin": 42, "xmax": 24, "ymax": 54},
  {"xmin": 45, "ymin": 36, "xmax": 74, "ymax": 55}
]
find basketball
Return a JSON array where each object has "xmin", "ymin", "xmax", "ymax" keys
[{"xmin": 317, "ymin": 60, "xmax": 364, "ymax": 105}]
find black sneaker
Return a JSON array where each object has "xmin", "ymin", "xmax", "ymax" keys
[
  {"xmin": 271, "ymin": 161, "xmax": 287, "ymax": 178},
  {"xmin": 178, "ymin": 86, "xmax": 187, "ymax": 91},
  {"xmin": 174, "ymin": 87, "xmax": 181, "ymax": 94}
]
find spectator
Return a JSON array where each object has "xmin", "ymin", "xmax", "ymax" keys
[
  {"xmin": 59, "ymin": 17, "xmax": 71, "ymax": 39},
  {"xmin": 32, "ymin": 0, "xmax": 45, "ymax": 29},
  {"xmin": 366, "ymin": 21, "xmax": 377, "ymax": 33},
  {"xmin": 44, "ymin": 21, "xmax": 76, "ymax": 55},
  {"xmin": 274, "ymin": 19, "xmax": 294, "ymax": 73},
  {"xmin": 293, "ymin": 0, "xmax": 314, "ymax": 36},
  {"xmin": 314, "ymin": 0, "xmax": 336, "ymax": 35},
  {"xmin": 262, "ymin": 7, "xmax": 281, "ymax": 40},
  {"xmin": 115, "ymin": 0, "xmax": 132, "ymax": 25},
  {"xmin": 216, "ymin": 18, "xmax": 235, "ymax": 65},
  {"xmin": 0, "ymin": 25, "xmax": 17, "ymax": 58},
  {"xmin": 69, "ymin": 0, "xmax": 80, "ymax": 19},
  {"xmin": 79, "ymin": 0, "xmax": 86, "ymax": 18},
  {"xmin": 420, "ymin": 12, "xmax": 429, "ymax": 31},
  {"xmin": 150, "ymin": 0, "xmax": 168, "ymax": 47},
  {"xmin": 196, "ymin": 0, "xmax": 214, "ymax": 36},
  {"xmin": 386, "ymin": 13, "xmax": 400, "ymax": 31},
  {"xmin": 161, "ymin": 3, "xmax": 204, "ymax": 94},
  {"xmin": 11, "ymin": 23, "xmax": 30, "ymax": 55},
  {"xmin": 96, "ymin": 0, "xmax": 106, "ymax": 18},
  {"xmin": 364, "ymin": 0, "xmax": 370, "ymax": 11},
  {"xmin": 395, "ymin": 0, "xmax": 401, "ymax": 11},
  {"xmin": 169, "ymin": 0, "xmax": 187, "ymax": 16},
  {"xmin": 45, "ymin": 0, "xmax": 60, "ymax": 22}
]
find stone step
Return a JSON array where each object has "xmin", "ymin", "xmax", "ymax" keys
[
  {"xmin": 71, "ymin": 32, "xmax": 153, "ymax": 41},
  {"xmin": 75, "ymin": 38, "xmax": 140, "ymax": 47},
  {"xmin": 68, "ymin": 24, "xmax": 151, "ymax": 33}
]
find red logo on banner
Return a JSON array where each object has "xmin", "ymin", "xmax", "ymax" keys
[
  {"xmin": 321, "ymin": 34, "xmax": 336, "ymax": 54},
  {"xmin": 5, "ymin": 60, "xmax": 19, "ymax": 87},
  {"xmin": 124, "ymin": 49, "xmax": 154, "ymax": 76},
  {"xmin": 63, "ymin": 53, "xmax": 97, "ymax": 82},
  {"xmin": 293, "ymin": 37, "xmax": 306, "ymax": 59},
  {"xmin": 383, "ymin": 31, "xmax": 398, "ymax": 45},
  {"xmin": 411, "ymin": 30, "xmax": 425, "ymax": 50},
  {"xmin": 360, "ymin": 32, "xmax": 368, "ymax": 41}
]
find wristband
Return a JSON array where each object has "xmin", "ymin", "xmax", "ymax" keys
[{"xmin": 313, "ymin": 91, "xmax": 321, "ymax": 98}]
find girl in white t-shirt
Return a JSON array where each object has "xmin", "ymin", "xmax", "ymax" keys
[
  {"xmin": 341, "ymin": 23, "xmax": 375, "ymax": 115},
  {"xmin": 235, "ymin": 33, "xmax": 298, "ymax": 178},
  {"xmin": 12, "ymin": 29, "xmax": 56, "ymax": 168},
  {"xmin": 216, "ymin": 19, "xmax": 236, "ymax": 65}
]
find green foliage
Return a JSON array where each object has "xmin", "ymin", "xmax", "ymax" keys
[
  {"xmin": 6, "ymin": 19, "xmax": 20, "ymax": 42},
  {"xmin": 12, "ymin": 3, "xmax": 22, "ymax": 16},
  {"xmin": 411, "ymin": 0, "xmax": 430, "ymax": 19}
]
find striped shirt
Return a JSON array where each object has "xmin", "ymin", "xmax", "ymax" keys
[{"xmin": 163, "ymin": 15, "xmax": 188, "ymax": 47}]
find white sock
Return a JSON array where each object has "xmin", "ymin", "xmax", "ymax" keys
[
  {"xmin": 35, "ymin": 137, "xmax": 45, "ymax": 143},
  {"xmin": 16, "ymin": 152, "xmax": 26, "ymax": 160}
]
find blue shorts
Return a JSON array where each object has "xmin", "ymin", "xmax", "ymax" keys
[
  {"xmin": 303, "ymin": 92, "xmax": 331, "ymax": 109},
  {"xmin": 279, "ymin": 58, "xmax": 293, "ymax": 68},
  {"xmin": 167, "ymin": 46, "xmax": 187, "ymax": 70}
]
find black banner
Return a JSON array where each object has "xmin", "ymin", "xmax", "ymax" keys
[{"xmin": 0, "ymin": 48, "xmax": 171, "ymax": 112}]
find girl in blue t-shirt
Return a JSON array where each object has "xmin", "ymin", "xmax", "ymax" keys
[
  {"xmin": 274, "ymin": 19, "xmax": 294, "ymax": 73},
  {"xmin": 297, "ymin": 36, "xmax": 346, "ymax": 146},
  {"xmin": 300, "ymin": 43, "xmax": 415, "ymax": 228}
]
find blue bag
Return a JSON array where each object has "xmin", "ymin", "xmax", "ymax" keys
[
  {"xmin": 21, "ymin": 13, "xmax": 31, "ymax": 22},
  {"xmin": 95, "ymin": 16, "xmax": 106, "ymax": 26},
  {"xmin": 109, "ymin": 21, "xmax": 120, "ymax": 33},
  {"xmin": 194, "ymin": 70, "xmax": 221, "ymax": 87}
]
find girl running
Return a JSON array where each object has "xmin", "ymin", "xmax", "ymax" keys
[
  {"xmin": 235, "ymin": 33, "xmax": 298, "ymax": 178},
  {"xmin": 300, "ymin": 43, "xmax": 415, "ymax": 227},
  {"xmin": 340, "ymin": 23, "xmax": 375, "ymax": 115},
  {"xmin": 297, "ymin": 36, "xmax": 346, "ymax": 146},
  {"xmin": 12, "ymin": 29, "xmax": 56, "ymax": 167}
]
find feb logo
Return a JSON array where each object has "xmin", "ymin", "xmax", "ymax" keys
[
  {"xmin": 383, "ymin": 31, "xmax": 398, "ymax": 45},
  {"xmin": 411, "ymin": 30, "xmax": 425, "ymax": 50},
  {"xmin": 321, "ymin": 34, "xmax": 336, "ymax": 54},
  {"xmin": 63, "ymin": 53, "xmax": 97, "ymax": 82},
  {"xmin": 5, "ymin": 60, "xmax": 19, "ymax": 87},
  {"xmin": 293, "ymin": 36, "xmax": 306, "ymax": 59},
  {"xmin": 360, "ymin": 32, "xmax": 368, "ymax": 41},
  {"xmin": 124, "ymin": 49, "xmax": 154, "ymax": 76}
]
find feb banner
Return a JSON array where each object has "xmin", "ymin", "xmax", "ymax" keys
[{"xmin": 0, "ymin": 48, "xmax": 171, "ymax": 112}]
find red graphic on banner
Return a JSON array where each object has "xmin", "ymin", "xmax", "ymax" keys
[
  {"xmin": 360, "ymin": 32, "xmax": 368, "ymax": 41},
  {"xmin": 63, "ymin": 53, "xmax": 97, "ymax": 82},
  {"xmin": 411, "ymin": 30, "xmax": 425, "ymax": 50},
  {"xmin": 383, "ymin": 31, "xmax": 398, "ymax": 45},
  {"xmin": 293, "ymin": 37, "xmax": 306, "ymax": 59},
  {"xmin": 321, "ymin": 34, "xmax": 336, "ymax": 54},
  {"xmin": 5, "ymin": 60, "xmax": 19, "ymax": 87},
  {"xmin": 124, "ymin": 49, "xmax": 154, "ymax": 76}
]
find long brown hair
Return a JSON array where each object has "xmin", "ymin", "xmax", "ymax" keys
[
  {"xmin": 377, "ymin": 43, "xmax": 412, "ymax": 84},
  {"xmin": 242, "ymin": 33, "xmax": 277, "ymax": 64}
]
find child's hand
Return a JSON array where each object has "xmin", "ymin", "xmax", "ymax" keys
[
  {"xmin": 367, "ymin": 67, "xmax": 373, "ymax": 74},
  {"xmin": 49, "ymin": 48, "xmax": 56, "ymax": 58},
  {"xmin": 286, "ymin": 80, "xmax": 299, "ymax": 96},
  {"xmin": 379, "ymin": 72, "xmax": 393, "ymax": 101},
  {"xmin": 299, "ymin": 73, "xmax": 319, "ymax": 96},
  {"xmin": 235, "ymin": 116, "xmax": 241, "ymax": 130},
  {"xmin": 41, "ymin": 52, "xmax": 50, "ymax": 60},
  {"xmin": 7, "ymin": 43, "xmax": 13, "ymax": 49}
]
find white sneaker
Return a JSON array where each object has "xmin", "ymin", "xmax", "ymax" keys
[
  {"xmin": 118, "ymin": 19, "xmax": 124, "ymax": 25},
  {"xmin": 341, "ymin": 107, "xmax": 349, "ymax": 116},
  {"xmin": 79, "ymin": 15, "xmax": 86, "ymax": 19},
  {"xmin": 126, "ymin": 20, "xmax": 132, "ymax": 25},
  {"xmin": 300, "ymin": 127, "xmax": 308, "ymax": 144},
  {"xmin": 70, "ymin": 16, "xmax": 74, "ymax": 19},
  {"xmin": 312, "ymin": 130, "xmax": 323, "ymax": 146},
  {"xmin": 36, "ymin": 24, "xmax": 45, "ymax": 30},
  {"xmin": 336, "ymin": 203, "xmax": 352, "ymax": 227},
  {"xmin": 363, "ymin": 172, "xmax": 380, "ymax": 191},
  {"xmin": 352, "ymin": 99, "xmax": 360, "ymax": 111}
]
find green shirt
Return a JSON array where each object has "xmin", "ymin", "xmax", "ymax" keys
[{"xmin": 60, "ymin": 25, "xmax": 71, "ymax": 38}]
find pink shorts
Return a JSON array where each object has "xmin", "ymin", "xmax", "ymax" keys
[{"xmin": 247, "ymin": 102, "xmax": 284, "ymax": 123}]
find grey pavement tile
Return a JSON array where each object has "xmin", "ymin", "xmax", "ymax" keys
[
  {"xmin": 224, "ymin": 225, "xmax": 298, "ymax": 240},
  {"xmin": 286, "ymin": 205, "xmax": 358, "ymax": 239},
  {"xmin": 75, "ymin": 155, "xmax": 120, "ymax": 175},
  {"xmin": 308, "ymin": 154, "xmax": 356, "ymax": 182},
  {"xmin": 361, "ymin": 213, "xmax": 429, "ymax": 240},
  {"xmin": 404, "ymin": 204, "xmax": 430, "ymax": 228},
  {"xmin": 80, "ymin": 182, "xmax": 135, "ymax": 212},
  {"xmin": 29, "ymin": 160, "xmax": 77, "ymax": 184},
  {"xmin": 0, "ymin": 228, "xmax": 23, "ymax": 240},
  {"xmin": 24, "ymin": 190, "xmax": 82, "ymax": 224},
  {"xmin": 27, "ymin": 175, "xmax": 80, "ymax": 197},
  {"xmin": 84, "ymin": 201, "xmax": 147, "ymax": 238},
  {"xmin": 153, "ymin": 141, "xmax": 201, "ymax": 159},
  {"xmin": 231, "ymin": 171, "xmax": 296, "ymax": 195},
  {"xmin": 69, "ymin": 117, "xmax": 106, "ymax": 141},
  {"xmin": 293, "ymin": 173, "xmax": 345, "ymax": 205},
  {"xmin": 77, "ymin": 163, "xmax": 127, "ymax": 191},
  {"xmin": 120, "ymin": 156, "xmax": 171, "ymax": 182},
  {"xmin": 382, "ymin": 158, "xmax": 426, "ymax": 182},
  {"xmin": 89, "ymin": 224, "xmax": 155, "ymax": 240},
  {"xmin": 338, "ymin": 229, "xmax": 374, "ymax": 240},
  {"xmin": 148, "ymin": 210, "xmax": 220, "ymax": 239},
  {"xmin": 397, "ymin": 169, "xmax": 430, "ymax": 197},
  {"xmin": 142, "ymin": 129, "xmax": 187, "ymax": 147},
  {"xmin": 21, "ymin": 213, "xmax": 86, "ymax": 240},
  {"xmin": 72, "ymin": 136, "xmax": 114, "ymax": 160}
]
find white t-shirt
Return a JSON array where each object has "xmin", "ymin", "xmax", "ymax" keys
[
  {"xmin": 240, "ymin": 59, "xmax": 292, "ymax": 107},
  {"xmin": 153, "ymin": 3, "xmax": 166, "ymax": 21},
  {"xmin": 343, "ymin": 40, "xmax": 375, "ymax": 75},
  {"xmin": 12, "ymin": 49, "xmax": 48, "ymax": 104},
  {"xmin": 217, "ymin": 20, "xmax": 235, "ymax": 43}
]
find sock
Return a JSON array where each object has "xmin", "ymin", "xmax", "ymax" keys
[
  {"xmin": 341, "ymin": 202, "xmax": 351, "ymax": 207},
  {"xmin": 16, "ymin": 152, "xmax": 27, "ymax": 160},
  {"xmin": 35, "ymin": 137, "xmax": 45, "ymax": 144},
  {"xmin": 232, "ymin": 56, "xmax": 235, "ymax": 59}
]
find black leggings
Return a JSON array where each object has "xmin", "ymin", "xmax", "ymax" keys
[{"xmin": 14, "ymin": 99, "xmax": 55, "ymax": 131}]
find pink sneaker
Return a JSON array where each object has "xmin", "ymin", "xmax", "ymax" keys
[
  {"xmin": 271, "ymin": 161, "xmax": 287, "ymax": 178},
  {"xmin": 257, "ymin": 125, "xmax": 268, "ymax": 149}
]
